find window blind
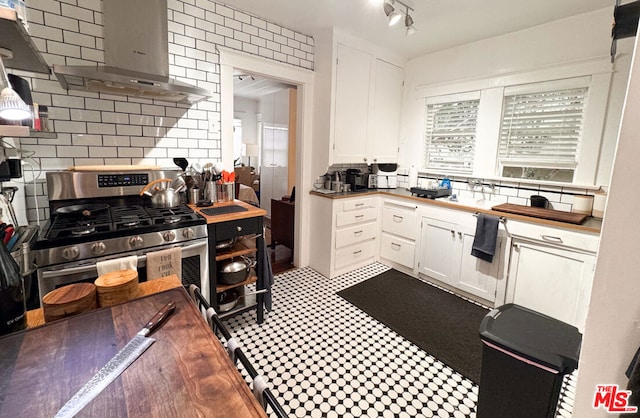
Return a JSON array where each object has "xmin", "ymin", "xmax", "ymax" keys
[
  {"xmin": 499, "ymin": 88, "xmax": 588, "ymax": 165},
  {"xmin": 424, "ymin": 99, "xmax": 479, "ymax": 174}
]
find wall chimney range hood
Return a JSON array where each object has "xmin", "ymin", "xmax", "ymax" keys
[{"xmin": 53, "ymin": 0, "xmax": 212, "ymax": 104}]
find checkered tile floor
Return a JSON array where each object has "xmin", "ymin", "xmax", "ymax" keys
[{"xmin": 223, "ymin": 263, "xmax": 576, "ymax": 417}]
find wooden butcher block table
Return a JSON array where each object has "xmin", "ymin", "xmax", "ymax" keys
[{"xmin": 0, "ymin": 288, "xmax": 267, "ymax": 418}]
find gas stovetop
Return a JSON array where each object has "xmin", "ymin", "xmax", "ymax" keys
[{"xmin": 34, "ymin": 204, "xmax": 205, "ymax": 249}]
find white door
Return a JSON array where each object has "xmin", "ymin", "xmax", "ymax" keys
[
  {"xmin": 507, "ymin": 240, "xmax": 596, "ymax": 331},
  {"xmin": 332, "ymin": 44, "xmax": 371, "ymax": 164},
  {"xmin": 369, "ymin": 59, "xmax": 403, "ymax": 163},
  {"xmin": 455, "ymin": 225, "xmax": 502, "ymax": 303},
  {"xmin": 418, "ymin": 217, "xmax": 458, "ymax": 285}
]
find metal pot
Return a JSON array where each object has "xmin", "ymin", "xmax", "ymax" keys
[
  {"xmin": 215, "ymin": 237, "xmax": 238, "ymax": 250},
  {"xmin": 139, "ymin": 178, "xmax": 185, "ymax": 208},
  {"xmin": 217, "ymin": 288, "xmax": 268, "ymax": 312},
  {"xmin": 218, "ymin": 256, "xmax": 256, "ymax": 285}
]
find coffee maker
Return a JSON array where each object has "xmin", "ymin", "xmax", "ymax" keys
[{"xmin": 346, "ymin": 169, "xmax": 367, "ymax": 191}]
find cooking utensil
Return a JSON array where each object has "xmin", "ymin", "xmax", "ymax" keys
[
  {"xmin": 54, "ymin": 301, "xmax": 176, "ymax": 418},
  {"xmin": 215, "ymin": 236, "xmax": 238, "ymax": 250},
  {"xmin": 218, "ymin": 256, "xmax": 256, "ymax": 285},
  {"xmin": 55, "ymin": 203, "xmax": 110, "ymax": 216},
  {"xmin": 139, "ymin": 178, "xmax": 182, "ymax": 208},
  {"xmin": 217, "ymin": 289, "xmax": 267, "ymax": 313},
  {"xmin": 173, "ymin": 157, "xmax": 188, "ymax": 172}
]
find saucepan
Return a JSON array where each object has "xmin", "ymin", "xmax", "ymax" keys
[
  {"xmin": 218, "ymin": 256, "xmax": 257, "ymax": 285},
  {"xmin": 217, "ymin": 288, "xmax": 268, "ymax": 312}
]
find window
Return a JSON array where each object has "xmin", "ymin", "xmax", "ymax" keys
[
  {"xmin": 498, "ymin": 86, "xmax": 588, "ymax": 182},
  {"xmin": 423, "ymin": 97, "xmax": 480, "ymax": 174}
]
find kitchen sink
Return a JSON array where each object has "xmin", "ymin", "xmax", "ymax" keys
[{"xmin": 436, "ymin": 196, "xmax": 503, "ymax": 210}]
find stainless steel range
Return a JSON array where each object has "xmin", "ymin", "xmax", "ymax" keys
[{"xmin": 32, "ymin": 169, "xmax": 209, "ymax": 305}]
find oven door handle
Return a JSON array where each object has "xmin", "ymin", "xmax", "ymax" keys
[{"xmin": 40, "ymin": 240, "xmax": 208, "ymax": 280}]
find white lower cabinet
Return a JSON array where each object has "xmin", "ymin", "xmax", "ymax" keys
[
  {"xmin": 418, "ymin": 215, "xmax": 504, "ymax": 303},
  {"xmin": 506, "ymin": 239, "xmax": 595, "ymax": 332},
  {"xmin": 379, "ymin": 200, "xmax": 418, "ymax": 270},
  {"xmin": 308, "ymin": 194, "xmax": 378, "ymax": 278}
]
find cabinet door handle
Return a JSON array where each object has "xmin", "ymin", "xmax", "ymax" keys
[
  {"xmin": 355, "ymin": 215, "xmax": 364, "ymax": 219},
  {"xmin": 458, "ymin": 232, "xmax": 462, "ymax": 239},
  {"xmin": 450, "ymin": 230, "xmax": 455, "ymax": 236},
  {"xmin": 354, "ymin": 230, "xmax": 363, "ymax": 236},
  {"xmin": 353, "ymin": 250, "xmax": 362, "ymax": 255},
  {"xmin": 541, "ymin": 235, "xmax": 563, "ymax": 244},
  {"xmin": 391, "ymin": 242, "xmax": 401, "ymax": 250},
  {"xmin": 393, "ymin": 215, "xmax": 403, "ymax": 222}
]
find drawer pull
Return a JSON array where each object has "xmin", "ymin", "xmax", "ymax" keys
[
  {"xmin": 237, "ymin": 226, "xmax": 243, "ymax": 232},
  {"xmin": 393, "ymin": 214, "xmax": 403, "ymax": 222},
  {"xmin": 541, "ymin": 235, "xmax": 563, "ymax": 244},
  {"xmin": 355, "ymin": 203, "xmax": 365, "ymax": 207},
  {"xmin": 391, "ymin": 242, "xmax": 401, "ymax": 250},
  {"xmin": 353, "ymin": 250, "xmax": 362, "ymax": 255},
  {"xmin": 355, "ymin": 215, "xmax": 364, "ymax": 219},
  {"xmin": 354, "ymin": 230, "xmax": 363, "ymax": 236}
]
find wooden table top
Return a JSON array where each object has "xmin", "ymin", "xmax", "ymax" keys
[
  {"xmin": 191, "ymin": 199, "xmax": 266, "ymax": 224},
  {"xmin": 26, "ymin": 275, "xmax": 183, "ymax": 329},
  {"xmin": 1, "ymin": 287, "xmax": 267, "ymax": 417}
]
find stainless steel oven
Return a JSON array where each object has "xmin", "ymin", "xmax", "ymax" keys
[
  {"xmin": 37, "ymin": 237, "xmax": 209, "ymax": 302},
  {"xmin": 32, "ymin": 169, "xmax": 211, "ymax": 305}
]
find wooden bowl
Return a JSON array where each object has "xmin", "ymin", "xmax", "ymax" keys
[
  {"xmin": 95, "ymin": 269, "xmax": 140, "ymax": 307},
  {"xmin": 42, "ymin": 283, "xmax": 97, "ymax": 323}
]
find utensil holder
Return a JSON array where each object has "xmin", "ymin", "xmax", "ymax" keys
[
  {"xmin": 204, "ymin": 181, "xmax": 217, "ymax": 202},
  {"xmin": 216, "ymin": 182, "xmax": 234, "ymax": 202}
]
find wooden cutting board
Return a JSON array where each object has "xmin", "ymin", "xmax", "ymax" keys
[
  {"xmin": 491, "ymin": 203, "xmax": 588, "ymax": 224},
  {"xmin": 68, "ymin": 165, "xmax": 162, "ymax": 171},
  {"xmin": 0, "ymin": 288, "xmax": 267, "ymax": 417}
]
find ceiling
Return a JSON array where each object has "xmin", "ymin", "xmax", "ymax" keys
[
  {"xmin": 233, "ymin": 73, "xmax": 295, "ymax": 99},
  {"xmin": 220, "ymin": 0, "xmax": 614, "ymax": 60}
]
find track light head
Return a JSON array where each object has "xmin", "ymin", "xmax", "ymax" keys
[
  {"xmin": 383, "ymin": 2, "xmax": 394, "ymax": 17},
  {"xmin": 388, "ymin": 10, "xmax": 402, "ymax": 26},
  {"xmin": 404, "ymin": 12, "xmax": 413, "ymax": 28},
  {"xmin": 406, "ymin": 25, "xmax": 417, "ymax": 36}
]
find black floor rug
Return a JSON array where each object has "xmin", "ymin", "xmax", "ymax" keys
[{"xmin": 338, "ymin": 269, "xmax": 489, "ymax": 383}]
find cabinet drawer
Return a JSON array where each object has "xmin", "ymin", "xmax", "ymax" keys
[
  {"xmin": 382, "ymin": 206, "xmax": 417, "ymax": 239},
  {"xmin": 336, "ymin": 207, "xmax": 377, "ymax": 227},
  {"xmin": 213, "ymin": 217, "xmax": 261, "ymax": 242},
  {"xmin": 335, "ymin": 222, "xmax": 377, "ymax": 249},
  {"xmin": 335, "ymin": 239, "xmax": 376, "ymax": 270},
  {"xmin": 342, "ymin": 197, "xmax": 376, "ymax": 211},
  {"xmin": 380, "ymin": 233, "xmax": 415, "ymax": 268},
  {"xmin": 508, "ymin": 220, "xmax": 599, "ymax": 253}
]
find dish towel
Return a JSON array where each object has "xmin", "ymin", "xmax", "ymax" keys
[
  {"xmin": 146, "ymin": 247, "xmax": 182, "ymax": 280},
  {"xmin": 96, "ymin": 255, "xmax": 138, "ymax": 276},
  {"xmin": 471, "ymin": 214, "xmax": 500, "ymax": 263},
  {"xmin": 258, "ymin": 238, "xmax": 274, "ymax": 311}
]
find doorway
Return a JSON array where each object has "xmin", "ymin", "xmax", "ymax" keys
[{"xmin": 218, "ymin": 47, "xmax": 314, "ymax": 268}]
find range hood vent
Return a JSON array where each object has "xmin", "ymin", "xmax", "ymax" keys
[{"xmin": 52, "ymin": 0, "xmax": 212, "ymax": 104}]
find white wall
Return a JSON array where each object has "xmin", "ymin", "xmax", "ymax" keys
[{"xmin": 399, "ymin": 7, "xmax": 631, "ymax": 188}]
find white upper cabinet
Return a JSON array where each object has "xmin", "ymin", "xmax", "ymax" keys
[
  {"xmin": 331, "ymin": 43, "xmax": 404, "ymax": 164},
  {"xmin": 369, "ymin": 59, "xmax": 404, "ymax": 163},
  {"xmin": 332, "ymin": 44, "xmax": 371, "ymax": 163}
]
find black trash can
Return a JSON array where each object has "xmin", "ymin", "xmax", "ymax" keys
[{"xmin": 477, "ymin": 303, "xmax": 582, "ymax": 418}]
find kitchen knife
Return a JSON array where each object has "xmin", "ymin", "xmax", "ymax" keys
[{"xmin": 54, "ymin": 301, "xmax": 176, "ymax": 418}]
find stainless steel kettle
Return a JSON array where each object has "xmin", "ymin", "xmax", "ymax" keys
[{"xmin": 139, "ymin": 178, "xmax": 185, "ymax": 208}]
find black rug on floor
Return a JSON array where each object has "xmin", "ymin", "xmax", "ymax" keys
[{"xmin": 338, "ymin": 269, "xmax": 489, "ymax": 383}]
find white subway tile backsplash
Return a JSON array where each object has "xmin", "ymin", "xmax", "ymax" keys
[
  {"xmin": 85, "ymin": 98, "xmax": 114, "ymax": 112},
  {"xmin": 72, "ymin": 134, "xmax": 102, "ymax": 146},
  {"xmin": 63, "ymin": 30, "xmax": 96, "ymax": 48},
  {"xmin": 143, "ymin": 126, "xmax": 168, "ymax": 137},
  {"xmin": 57, "ymin": 145, "xmax": 89, "ymax": 158},
  {"xmin": 131, "ymin": 137, "xmax": 156, "ymax": 148},
  {"xmin": 29, "ymin": 24, "xmax": 63, "ymax": 42},
  {"xmin": 101, "ymin": 112, "xmax": 130, "ymax": 124},
  {"xmin": 46, "ymin": 40, "xmax": 81, "ymax": 58},
  {"xmin": 78, "ymin": 20, "xmax": 102, "ymax": 37},
  {"xmin": 184, "ymin": 3, "xmax": 205, "ymax": 19},
  {"xmin": 216, "ymin": 24, "xmax": 234, "ymax": 38},
  {"xmin": 55, "ymin": 120, "xmax": 87, "ymax": 133},
  {"xmin": 61, "ymin": 3, "xmax": 95, "ymax": 23},
  {"xmin": 116, "ymin": 125, "xmax": 143, "ymax": 136},
  {"xmin": 251, "ymin": 16, "xmax": 267, "ymax": 30},
  {"xmin": 80, "ymin": 47, "xmax": 103, "ymax": 62},
  {"xmin": 103, "ymin": 136, "xmax": 131, "ymax": 147},
  {"xmin": 89, "ymin": 147, "xmax": 117, "ymax": 158},
  {"xmin": 87, "ymin": 122, "xmax": 116, "ymax": 135},
  {"xmin": 118, "ymin": 147, "xmax": 143, "ymax": 158},
  {"xmin": 70, "ymin": 109, "xmax": 101, "ymax": 122},
  {"xmin": 44, "ymin": 12, "xmax": 79, "ymax": 31}
]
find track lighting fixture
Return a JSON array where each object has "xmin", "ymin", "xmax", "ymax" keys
[{"xmin": 382, "ymin": 0, "xmax": 417, "ymax": 35}]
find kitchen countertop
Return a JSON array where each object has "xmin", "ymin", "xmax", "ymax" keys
[
  {"xmin": 1, "ymin": 287, "xmax": 267, "ymax": 417},
  {"xmin": 310, "ymin": 188, "xmax": 602, "ymax": 234},
  {"xmin": 190, "ymin": 199, "xmax": 266, "ymax": 224}
]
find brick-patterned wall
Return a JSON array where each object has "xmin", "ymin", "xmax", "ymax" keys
[{"xmin": 8, "ymin": 0, "xmax": 313, "ymax": 224}]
